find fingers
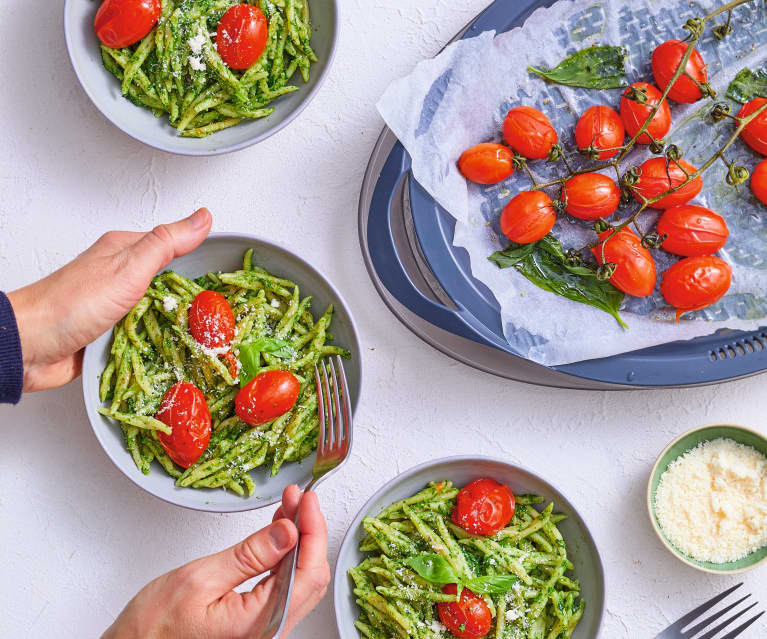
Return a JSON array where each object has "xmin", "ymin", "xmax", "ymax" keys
[
  {"xmin": 125, "ymin": 208, "xmax": 212, "ymax": 279},
  {"xmin": 272, "ymin": 484, "xmax": 302, "ymax": 523},
  {"xmin": 185, "ymin": 518, "xmax": 298, "ymax": 596}
]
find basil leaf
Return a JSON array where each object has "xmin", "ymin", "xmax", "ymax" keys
[
  {"xmin": 489, "ymin": 235, "xmax": 628, "ymax": 328},
  {"xmin": 488, "ymin": 242, "xmax": 536, "ymax": 268},
  {"xmin": 238, "ymin": 337, "xmax": 293, "ymax": 386},
  {"xmin": 464, "ymin": 575, "xmax": 519, "ymax": 595},
  {"xmin": 528, "ymin": 45, "xmax": 627, "ymax": 89},
  {"xmin": 726, "ymin": 67, "xmax": 767, "ymax": 104},
  {"xmin": 405, "ymin": 554, "xmax": 461, "ymax": 584}
]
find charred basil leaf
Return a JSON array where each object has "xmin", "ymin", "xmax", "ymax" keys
[{"xmin": 528, "ymin": 45, "xmax": 628, "ymax": 90}]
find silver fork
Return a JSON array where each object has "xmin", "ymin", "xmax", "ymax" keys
[
  {"xmin": 258, "ymin": 356, "xmax": 353, "ymax": 638},
  {"xmin": 656, "ymin": 583, "xmax": 764, "ymax": 639}
]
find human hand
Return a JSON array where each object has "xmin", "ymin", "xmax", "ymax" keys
[
  {"xmin": 8, "ymin": 208, "xmax": 212, "ymax": 392},
  {"xmin": 103, "ymin": 485, "xmax": 330, "ymax": 639}
]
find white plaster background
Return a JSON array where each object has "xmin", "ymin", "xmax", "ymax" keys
[{"xmin": 1, "ymin": 0, "xmax": 766, "ymax": 637}]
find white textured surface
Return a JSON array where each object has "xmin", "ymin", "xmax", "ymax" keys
[{"xmin": 1, "ymin": 1, "xmax": 766, "ymax": 638}]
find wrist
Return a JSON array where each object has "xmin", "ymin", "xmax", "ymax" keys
[{"xmin": 7, "ymin": 285, "xmax": 44, "ymax": 370}]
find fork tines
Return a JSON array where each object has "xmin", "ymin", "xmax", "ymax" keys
[{"xmin": 314, "ymin": 356, "xmax": 351, "ymax": 457}]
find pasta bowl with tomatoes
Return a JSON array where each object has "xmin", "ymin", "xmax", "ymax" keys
[
  {"xmin": 82, "ymin": 233, "xmax": 361, "ymax": 512},
  {"xmin": 334, "ymin": 457, "xmax": 604, "ymax": 639}
]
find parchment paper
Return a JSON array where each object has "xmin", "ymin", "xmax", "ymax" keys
[{"xmin": 378, "ymin": 0, "xmax": 767, "ymax": 366}]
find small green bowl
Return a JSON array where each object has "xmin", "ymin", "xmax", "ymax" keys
[{"xmin": 648, "ymin": 424, "xmax": 767, "ymax": 574}]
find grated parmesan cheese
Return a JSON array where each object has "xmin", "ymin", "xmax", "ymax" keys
[
  {"xmin": 188, "ymin": 55, "xmax": 207, "ymax": 72},
  {"xmin": 188, "ymin": 29, "xmax": 206, "ymax": 56},
  {"xmin": 655, "ymin": 437, "xmax": 767, "ymax": 563},
  {"xmin": 162, "ymin": 295, "xmax": 178, "ymax": 312}
]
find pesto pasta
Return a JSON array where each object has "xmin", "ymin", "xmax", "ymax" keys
[
  {"xmin": 99, "ymin": 0, "xmax": 317, "ymax": 138},
  {"xmin": 349, "ymin": 481, "xmax": 585, "ymax": 639},
  {"xmin": 97, "ymin": 249, "xmax": 350, "ymax": 497}
]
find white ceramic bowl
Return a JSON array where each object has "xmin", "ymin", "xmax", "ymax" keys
[
  {"xmin": 334, "ymin": 456, "xmax": 605, "ymax": 638},
  {"xmin": 82, "ymin": 233, "xmax": 362, "ymax": 512},
  {"xmin": 63, "ymin": 0, "xmax": 338, "ymax": 155}
]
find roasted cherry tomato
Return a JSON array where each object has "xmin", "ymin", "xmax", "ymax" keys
[
  {"xmin": 575, "ymin": 105, "xmax": 625, "ymax": 160},
  {"xmin": 458, "ymin": 143, "xmax": 515, "ymax": 184},
  {"xmin": 632, "ymin": 158, "xmax": 703, "ymax": 210},
  {"xmin": 651, "ymin": 40, "xmax": 708, "ymax": 103},
  {"xmin": 502, "ymin": 106, "xmax": 558, "ymax": 160},
  {"xmin": 620, "ymin": 82, "xmax": 671, "ymax": 144},
  {"xmin": 220, "ymin": 350, "xmax": 239, "ymax": 378},
  {"xmin": 235, "ymin": 370, "xmax": 300, "ymax": 426},
  {"xmin": 660, "ymin": 256, "xmax": 732, "ymax": 320},
  {"xmin": 189, "ymin": 290, "xmax": 236, "ymax": 350},
  {"xmin": 216, "ymin": 4, "xmax": 269, "ymax": 70},
  {"xmin": 156, "ymin": 382, "xmax": 211, "ymax": 468},
  {"xmin": 437, "ymin": 585, "xmax": 492, "ymax": 639},
  {"xmin": 751, "ymin": 159, "xmax": 767, "ymax": 205},
  {"xmin": 656, "ymin": 204, "xmax": 729, "ymax": 257},
  {"xmin": 592, "ymin": 227, "xmax": 657, "ymax": 298},
  {"xmin": 451, "ymin": 478, "xmax": 515, "ymax": 536},
  {"xmin": 738, "ymin": 98, "xmax": 767, "ymax": 156},
  {"xmin": 500, "ymin": 191, "xmax": 557, "ymax": 244},
  {"xmin": 562, "ymin": 173, "xmax": 620, "ymax": 221},
  {"xmin": 94, "ymin": 0, "xmax": 162, "ymax": 49}
]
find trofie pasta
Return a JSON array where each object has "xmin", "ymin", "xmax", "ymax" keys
[{"xmin": 97, "ymin": 249, "xmax": 350, "ymax": 496}]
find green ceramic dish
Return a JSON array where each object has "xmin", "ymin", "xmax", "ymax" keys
[{"xmin": 647, "ymin": 424, "xmax": 767, "ymax": 574}]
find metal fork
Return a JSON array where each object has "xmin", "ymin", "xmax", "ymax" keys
[
  {"xmin": 656, "ymin": 583, "xmax": 764, "ymax": 639},
  {"xmin": 258, "ymin": 356, "xmax": 353, "ymax": 638}
]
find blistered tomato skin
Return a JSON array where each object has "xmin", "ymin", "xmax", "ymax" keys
[
  {"xmin": 189, "ymin": 290, "xmax": 236, "ymax": 349},
  {"xmin": 502, "ymin": 107, "xmax": 558, "ymax": 160},
  {"xmin": 94, "ymin": 0, "xmax": 162, "ymax": 49},
  {"xmin": 752, "ymin": 159, "xmax": 767, "ymax": 205},
  {"xmin": 632, "ymin": 158, "xmax": 703, "ymax": 209},
  {"xmin": 451, "ymin": 478, "xmax": 516, "ymax": 536},
  {"xmin": 156, "ymin": 382, "xmax": 212, "ymax": 468},
  {"xmin": 216, "ymin": 4, "xmax": 269, "ymax": 70},
  {"xmin": 738, "ymin": 98, "xmax": 767, "ymax": 156},
  {"xmin": 651, "ymin": 40, "xmax": 708, "ymax": 104},
  {"xmin": 562, "ymin": 173, "xmax": 621, "ymax": 221},
  {"xmin": 437, "ymin": 585, "xmax": 493, "ymax": 639},
  {"xmin": 656, "ymin": 205, "xmax": 729, "ymax": 257},
  {"xmin": 500, "ymin": 191, "xmax": 557, "ymax": 244},
  {"xmin": 592, "ymin": 228, "xmax": 657, "ymax": 298},
  {"xmin": 458, "ymin": 143, "xmax": 515, "ymax": 184},
  {"xmin": 235, "ymin": 370, "xmax": 300, "ymax": 426},
  {"xmin": 620, "ymin": 82, "xmax": 671, "ymax": 144},
  {"xmin": 575, "ymin": 105, "xmax": 625, "ymax": 160},
  {"xmin": 660, "ymin": 256, "xmax": 732, "ymax": 320}
]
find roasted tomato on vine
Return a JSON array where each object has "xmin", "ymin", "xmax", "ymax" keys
[
  {"xmin": 575, "ymin": 105, "xmax": 625, "ymax": 160},
  {"xmin": 235, "ymin": 370, "xmax": 300, "ymax": 426},
  {"xmin": 562, "ymin": 173, "xmax": 620, "ymax": 221},
  {"xmin": 500, "ymin": 191, "xmax": 557, "ymax": 244},
  {"xmin": 651, "ymin": 40, "xmax": 708, "ymax": 103},
  {"xmin": 656, "ymin": 204, "xmax": 729, "ymax": 256},
  {"xmin": 592, "ymin": 227, "xmax": 657, "ymax": 298},
  {"xmin": 620, "ymin": 82, "xmax": 671, "ymax": 144},
  {"xmin": 189, "ymin": 290, "xmax": 236, "ymax": 349},
  {"xmin": 738, "ymin": 97, "xmax": 767, "ymax": 156},
  {"xmin": 216, "ymin": 4, "xmax": 269, "ymax": 70},
  {"xmin": 752, "ymin": 159, "xmax": 767, "ymax": 205},
  {"xmin": 503, "ymin": 106, "xmax": 558, "ymax": 160},
  {"xmin": 156, "ymin": 382, "xmax": 212, "ymax": 468},
  {"xmin": 451, "ymin": 477, "xmax": 515, "ymax": 536},
  {"xmin": 437, "ymin": 585, "xmax": 492, "ymax": 639},
  {"xmin": 632, "ymin": 158, "xmax": 703, "ymax": 209},
  {"xmin": 94, "ymin": 0, "xmax": 162, "ymax": 49},
  {"xmin": 660, "ymin": 256, "xmax": 732, "ymax": 320},
  {"xmin": 458, "ymin": 143, "xmax": 515, "ymax": 184}
]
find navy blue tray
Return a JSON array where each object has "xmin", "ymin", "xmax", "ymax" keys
[{"xmin": 367, "ymin": 0, "xmax": 767, "ymax": 387}]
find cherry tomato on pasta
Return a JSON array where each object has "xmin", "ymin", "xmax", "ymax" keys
[
  {"xmin": 235, "ymin": 370, "xmax": 300, "ymax": 426},
  {"xmin": 451, "ymin": 477, "xmax": 516, "ymax": 536},
  {"xmin": 656, "ymin": 204, "xmax": 729, "ymax": 257},
  {"xmin": 738, "ymin": 97, "xmax": 767, "ymax": 156},
  {"xmin": 660, "ymin": 256, "xmax": 732, "ymax": 320},
  {"xmin": 592, "ymin": 227, "xmax": 657, "ymax": 298},
  {"xmin": 458, "ymin": 143, "xmax": 515, "ymax": 184},
  {"xmin": 189, "ymin": 290, "xmax": 236, "ymax": 349},
  {"xmin": 651, "ymin": 40, "xmax": 708, "ymax": 104},
  {"xmin": 751, "ymin": 159, "xmax": 767, "ymax": 205},
  {"xmin": 632, "ymin": 158, "xmax": 702, "ymax": 209},
  {"xmin": 438, "ymin": 585, "xmax": 492, "ymax": 639},
  {"xmin": 502, "ymin": 106, "xmax": 558, "ymax": 160},
  {"xmin": 500, "ymin": 191, "xmax": 557, "ymax": 244},
  {"xmin": 94, "ymin": 0, "xmax": 162, "ymax": 49},
  {"xmin": 562, "ymin": 173, "xmax": 620, "ymax": 221},
  {"xmin": 216, "ymin": 4, "xmax": 269, "ymax": 70},
  {"xmin": 620, "ymin": 82, "xmax": 671, "ymax": 144},
  {"xmin": 156, "ymin": 382, "xmax": 212, "ymax": 468},
  {"xmin": 575, "ymin": 105, "xmax": 625, "ymax": 160}
]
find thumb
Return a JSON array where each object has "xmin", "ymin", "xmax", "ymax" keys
[
  {"xmin": 127, "ymin": 208, "xmax": 212, "ymax": 277},
  {"xmin": 189, "ymin": 519, "xmax": 298, "ymax": 596}
]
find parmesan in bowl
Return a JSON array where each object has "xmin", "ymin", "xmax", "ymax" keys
[{"xmin": 648, "ymin": 425, "xmax": 767, "ymax": 574}]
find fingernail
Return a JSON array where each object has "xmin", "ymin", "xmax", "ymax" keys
[
  {"xmin": 270, "ymin": 522, "xmax": 294, "ymax": 551},
  {"xmin": 188, "ymin": 207, "xmax": 210, "ymax": 229}
]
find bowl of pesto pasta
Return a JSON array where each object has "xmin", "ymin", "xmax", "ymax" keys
[
  {"xmin": 334, "ymin": 456, "xmax": 604, "ymax": 639},
  {"xmin": 64, "ymin": 0, "xmax": 337, "ymax": 155},
  {"xmin": 82, "ymin": 233, "xmax": 361, "ymax": 512}
]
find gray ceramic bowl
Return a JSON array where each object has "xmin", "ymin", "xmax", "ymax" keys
[
  {"xmin": 63, "ymin": 0, "xmax": 338, "ymax": 155},
  {"xmin": 82, "ymin": 233, "xmax": 361, "ymax": 512},
  {"xmin": 334, "ymin": 456, "xmax": 605, "ymax": 638}
]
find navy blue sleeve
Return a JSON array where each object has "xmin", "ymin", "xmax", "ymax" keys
[{"xmin": 0, "ymin": 292, "xmax": 23, "ymax": 404}]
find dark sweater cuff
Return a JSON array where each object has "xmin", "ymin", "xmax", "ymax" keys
[{"xmin": 0, "ymin": 292, "xmax": 23, "ymax": 404}]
